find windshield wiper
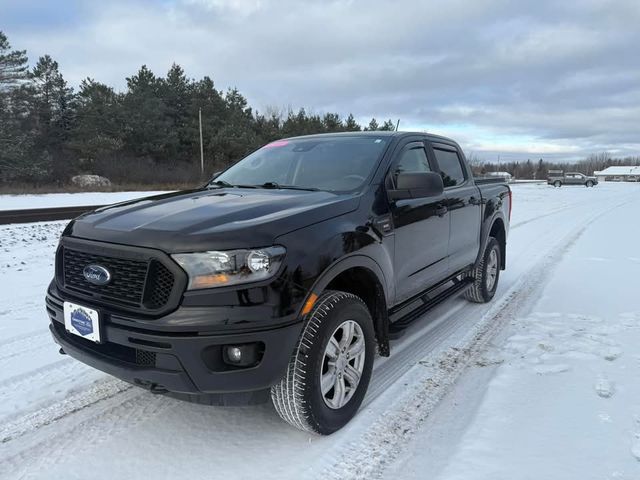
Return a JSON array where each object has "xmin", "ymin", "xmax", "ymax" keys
[
  {"xmin": 256, "ymin": 182, "xmax": 319, "ymax": 191},
  {"xmin": 207, "ymin": 180, "xmax": 258, "ymax": 189},
  {"xmin": 208, "ymin": 180, "xmax": 318, "ymax": 191}
]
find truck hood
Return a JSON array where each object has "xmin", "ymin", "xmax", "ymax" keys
[{"xmin": 65, "ymin": 188, "xmax": 360, "ymax": 252}]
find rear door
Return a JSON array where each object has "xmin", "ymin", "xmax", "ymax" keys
[
  {"xmin": 388, "ymin": 139, "xmax": 450, "ymax": 303},
  {"xmin": 430, "ymin": 142, "xmax": 482, "ymax": 274}
]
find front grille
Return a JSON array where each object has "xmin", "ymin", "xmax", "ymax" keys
[
  {"xmin": 143, "ymin": 261, "xmax": 174, "ymax": 309},
  {"xmin": 63, "ymin": 249, "xmax": 147, "ymax": 306},
  {"xmin": 61, "ymin": 246, "xmax": 177, "ymax": 311}
]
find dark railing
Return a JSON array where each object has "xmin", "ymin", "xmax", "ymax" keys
[{"xmin": 0, "ymin": 205, "xmax": 104, "ymax": 225}]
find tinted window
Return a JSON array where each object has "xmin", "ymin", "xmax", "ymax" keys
[
  {"xmin": 214, "ymin": 136, "xmax": 390, "ymax": 192},
  {"xmin": 433, "ymin": 148, "xmax": 465, "ymax": 187},
  {"xmin": 394, "ymin": 146, "xmax": 431, "ymax": 182}
]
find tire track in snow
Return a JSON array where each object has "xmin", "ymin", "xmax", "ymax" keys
[
  {"xmin": 510, "ymin": 187, "xmax": 637, "ymax": 231},
  {"xmin": 0, "ymin": 331, "xmax": 52, "ymax": 362},
  {"xmin": 0, "ymin": 359, "xmax": 106, "ymax": 425},
  {"xmin": 364, "ymin": 301, "xmax": 467, "ymax": 405},
  {"xmin": 0, "ymin": 377, "xmax": 132, "ymax": 445},
  {"xmin": 319, "ymin": 198, "xmax": 631, "ymax": 480},
  {"xmin": 0, "ymin": 330, "xmax": 48, "ymax": 349},
  {"xmin": 0, "ymin": 389, "xmax": 171, "ymax": 480},
  {"xmin": 510, "ymin": 204, "xmax": 573, "ymax": 230},
  {"xmin": 0, "ymin": 359, "xmax": 72, "ymax": 393}
]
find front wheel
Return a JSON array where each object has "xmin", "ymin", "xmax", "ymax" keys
[
  {"xmin": 464, "ymin": 237, "xmax": 501, "ymax": 303},
  {"xmin": 586, "ymin": 180, "xmax": 594, "ymax": 187},
  {"xmin": 554, "ymin": 180, "xmax": 562, "ymax": 187},
  {"xmin": 271, "ymin": 290, "xmax": 375, "ymax": 435}
]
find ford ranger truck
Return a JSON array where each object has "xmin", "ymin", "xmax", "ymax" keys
[{"xmin": 46, "ymin": 132, "xmax": 511, "ymax": 434}]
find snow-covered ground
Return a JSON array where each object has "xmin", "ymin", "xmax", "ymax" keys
[
  {"xmin": 384, "ymin": 184, "xmax": 640, "ymax": 480},
  {"xmin": 0, "ymin": 183, "xmax": 638, "ymax": 479},
  {"xmin": 0, "ymin": 191, "xmax": 170, "ymax": 210}
]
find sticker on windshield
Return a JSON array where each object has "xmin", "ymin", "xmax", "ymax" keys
[
  {"xmin": 374, "ymin": 139, "xmax": 382, "ymax": 143},
  {"xmin": 264, "ymin": 140, "xmax": 289, "ymax": 148}
]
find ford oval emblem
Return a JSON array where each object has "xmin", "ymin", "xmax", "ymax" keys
[{"xmin": 83, "ymin": 264, "xmax": 112, "ymax": 285}]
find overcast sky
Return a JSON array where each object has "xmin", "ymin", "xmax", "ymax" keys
[{"xmin": 3, "ymin": 0, "xmax": 640, "ymax": 162}]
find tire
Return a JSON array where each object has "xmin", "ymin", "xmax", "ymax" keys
[
  {"xmin": 586, "ymin": 180, "xmax": 593, "ymax": 187},
  {"xmin": 464, "ymin": 237, "xmax": 501, "ymax": 303},
  {"xmin": 271, "ymin": 290, "xmax": 375, "ymax": 435},
  {"xmin": 554, "ymin": 180, "xmax": 561, "ymax": 187}
]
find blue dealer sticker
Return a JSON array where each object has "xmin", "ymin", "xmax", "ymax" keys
[{"xmin": 70, "ymin": 308, "xmax": 94, "ymax": 336}]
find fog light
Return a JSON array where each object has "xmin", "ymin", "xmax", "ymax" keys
[
  {"xmin": 227, "ymin": 346, "xmax": 243, "ymax": 363},
  {"xmin": 223, "ymin": 343, "xmax": 262, "ymax": 367}
]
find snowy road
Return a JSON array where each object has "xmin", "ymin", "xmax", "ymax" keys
[{"xmin": 0, "ymin": 183, "xmax": 638, "ymax": 479}]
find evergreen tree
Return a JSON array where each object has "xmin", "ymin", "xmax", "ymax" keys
[
  {"xmin": 380, "ymin": 119, "xmax": 396, "ymax": 131},
  {"xmin": 255, "ymin": 108, "xmax": 283, "ymax": 144},
  {"xmin": 70, "ymin": 78, "xmax": 122, "ymax": 162},
  {"xmin": 322, "ymin": 113, "xmax": 342, "ymax": 132},
  {"xmin": 210, "ymin": 88, "xmax": 258, "ymax": 167},
  {"xmin": 0, "ymin": 31, "xmax": 28, "ymax": 89},
  {"xmin": 344, "ymin": 113, "xmax": 361, "ymax": 131},
  {"xmin": 0, "ymin": 90, "xmax": 37, "ymax": 181},
  {"xmin": 121, "ymin": 65, "xmax": 170, "ymax": 159},
  {"xmin": 0, "ymin": 31, "xmax": 32, "ymax": 181},
  {"xmin": 162, "ymin": 63, "xmax": 191, "ymax": 160},
  {"xmin": 27, "ymin": 55, "xmax": 75, "ymax": 180},
  {"xmin": 366, "ymin": 118, "xmax": 379, "ymax": 131},
  {"xmin": 535, "ymin": 159, "xmax": 547, "ymax": 180}
]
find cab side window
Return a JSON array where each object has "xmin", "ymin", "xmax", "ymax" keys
[
  {"xmin": 393, "ymin": 146, "xmax": 431, "ymax": 186},
  {"xmin": 433, "ymin": 147, "xmax": 465, "ymax": 188}
]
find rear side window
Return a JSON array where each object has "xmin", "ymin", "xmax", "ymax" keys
[{"xmin": 433, "ymin": 147, "xmax": 465, "ymax": 187}]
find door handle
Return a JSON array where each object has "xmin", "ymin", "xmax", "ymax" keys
[
  {"xmin": 435, "ymin": 204, "xmax": 448, "ymax": 217},
  {"xmin": 469, "ymin": 196, "xmax": 482, "ymax": 205}
]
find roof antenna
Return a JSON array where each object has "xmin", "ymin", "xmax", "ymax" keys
[{"xmin": 395, "ymin": 119, "xmax": 400, "ymax": 131}]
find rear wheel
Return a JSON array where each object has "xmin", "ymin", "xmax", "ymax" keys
[
  {"xmin": 464, "ymin": 237, "xmax": 501, "ymax": 303},
  {"xmin": 271, "ymin": 290, "xmax": 375, "ymax": 435},
  {"xmin": 554, "ymin": 180, "xmax": 562, "ymax": 187}
]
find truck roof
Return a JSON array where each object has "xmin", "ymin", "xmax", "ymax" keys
[{"xmin": 281, "ymin": 131, "xmax": 458, "ymax": 145}]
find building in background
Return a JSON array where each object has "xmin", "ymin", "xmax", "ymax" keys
[{"xmin": 593, "ymin": 166, "xmax": 640, "ymax": 182}]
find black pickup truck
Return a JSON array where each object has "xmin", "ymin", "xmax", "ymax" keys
[{"xmin": 46, "ymin": 131, "xmax": 511, "ymax": 434}]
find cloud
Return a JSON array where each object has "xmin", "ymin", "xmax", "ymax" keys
[{"xmin": 3, "ymin": 0, "xmax": 640, "ymax": 161}]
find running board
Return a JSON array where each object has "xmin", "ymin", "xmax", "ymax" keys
[{"xmin": 388, "ymin": 277, "xmax": 474, "ymax": 338}]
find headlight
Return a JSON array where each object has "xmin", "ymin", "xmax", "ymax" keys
[{"xmin": 172, "ymin": 246, "xmax": 286, "ymax": 290}]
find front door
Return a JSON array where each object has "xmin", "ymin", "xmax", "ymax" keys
[
  {"xmin": 389, "ymin": 140, "xmax": 450, "ymax": 303},
  {"xmin": 567, "ymin": 173, "xmax": 584, "ymax": 185}
]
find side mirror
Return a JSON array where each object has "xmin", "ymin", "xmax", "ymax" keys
[{"xmin": 389, "ymin": 172, "xmax": 444, "ymax": 200}]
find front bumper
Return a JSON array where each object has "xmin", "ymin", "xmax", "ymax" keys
[{"xmin": 46, "ymin": 286, "xmax": 302, "ymax": 397}]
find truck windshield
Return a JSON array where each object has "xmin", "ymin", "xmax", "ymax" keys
[{"xmin": 211, "ymin": 136, "xmax": 390, "ymax": 193}]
